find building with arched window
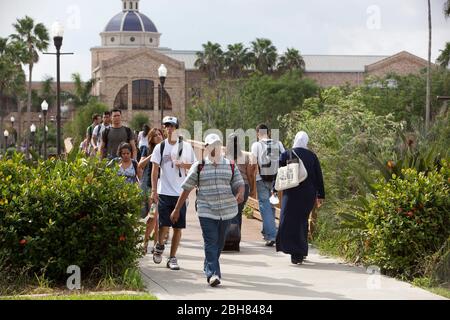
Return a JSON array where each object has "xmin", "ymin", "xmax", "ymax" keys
[
  {"xmin": 89, "ymin": 0, "xmax": 433, "ymax": 129},
  {"xmin": 91, "ymin": 0, "xmax": 186, "ymax": 127}
]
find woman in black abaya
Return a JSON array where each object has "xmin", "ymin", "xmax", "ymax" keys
[{"xmin": 275, "ymin": 131, "xmax": 325, "ymax": 265}]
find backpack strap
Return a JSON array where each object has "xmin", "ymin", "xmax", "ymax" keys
[
  {"xmin": 197, "ymin": 159, "xmax": 205, "ymax": 187},
  {"xmin": 125, "ymin": 127, "xmax": 132, "ymax": 143},
  {"xmin": 159, "ymin": 140, "xmax": 166, "ymax": 166},
  {"xmin": 177, "ymin": 136, "xmax": 184, "ymax": 177},
  {"xmin": 102, "ymin": 127, "xmax": 111, "ymax": 158},
  {"xmin": 131, "ymin": 159, "xmax": 140, "ymax": 184},
  {"xmin": 230, "ymin": 160, "xmax": 235, "ymax": 185}
]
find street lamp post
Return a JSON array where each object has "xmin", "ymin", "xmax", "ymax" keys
[
  {"xmin": 30, "ymin": 124, "xmax": 36, "ymax": 153},
  {"xmin": 158, "ymin": 64, "xmax": 167, "ymax": 127},
  {"xmin": 3, "ymin": 130, "xmax": 8, "ymax": 155},
  {"xmin": 52, "ymin": 22, "xmax": 64, "ymax": 156},
  {"xmin": 10, "ymin": 116, "xmax": 15, "ymax": 146},
  {"xmin": 43, "ymin": 22, "xmax": 73, "ymax": 156},
  {"xmin": 41, "ymin": 100, "xmax": 49, "ymax": 159}
]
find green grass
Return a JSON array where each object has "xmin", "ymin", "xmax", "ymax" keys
[
  {"xmin": 0, "ymin": 292, "xmax": 157, "ymax": 300},
  {"xmin": 412, "ymin": 277, "xmax": 450, "ymax": 299}
]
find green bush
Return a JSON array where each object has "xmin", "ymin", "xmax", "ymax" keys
[
  {"xmin": 129, "ymin": 113, "xmax": 149, "ymax": 132},
  {"xmin": 0, "ymin": 153, "xmax": 144, "ymax": 283},
  {"xmin": 355, "ymin": 166, "xmax": 449, "ymax": 279},
  {"xmin": 63, "ymin": 101, "xmax": 109, "ymax": 142}
]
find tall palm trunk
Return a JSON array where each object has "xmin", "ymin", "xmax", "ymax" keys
[
  {"xmin": 25, "ymin": 62, "xmax": 33, "ymax": 152},
  {"xmin": 425, "ymin": 0, "xmax": 432, "ymax": 131}
]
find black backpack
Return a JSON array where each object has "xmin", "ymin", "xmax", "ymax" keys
[{"xmin": 258, "ymin": 140, "xmax": 281, "ymax": 182}]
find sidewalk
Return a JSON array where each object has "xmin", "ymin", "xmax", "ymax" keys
[{"xmin": 139, "ymin": 194, "xmax": 445, "ymax": 300}]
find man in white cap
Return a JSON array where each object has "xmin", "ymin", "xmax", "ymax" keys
[
  {"xmin": 170, "ymin": 133, "xmax": 245, "ymax": 287},
  {"xmin": 150, "ymin": 116, "xmax": 196, "ymax": 270}
]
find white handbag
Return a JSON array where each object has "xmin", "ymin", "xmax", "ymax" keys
[{"xmin": 275, "ymin": 150, "xmax": 308, "ymax": 191}]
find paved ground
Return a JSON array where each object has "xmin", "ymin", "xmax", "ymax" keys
[{"xmin": 139, "ymin": 194, "xmax": 445, "ymax": 300}]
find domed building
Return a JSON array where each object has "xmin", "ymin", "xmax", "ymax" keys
[{"xmin": 91, "ymin": 0, "xmax": 200, "ymax": 127}]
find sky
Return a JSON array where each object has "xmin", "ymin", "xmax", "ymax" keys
[{"xmin": 0, "ymin": 0, "xmax": 449, "ymax": 81}]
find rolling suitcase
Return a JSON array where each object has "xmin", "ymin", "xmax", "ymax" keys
[{"xmin": 223, "ymin": 222, "xmax": 241, "ymax": 252}]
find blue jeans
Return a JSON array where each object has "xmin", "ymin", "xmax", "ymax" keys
[
  {"xmin": 256, "ymin": 180, "xmax": 277, "ymax": 241},
  {"xmin": 199, "ymin": 217, "xmax": 231, "ymax": 280}
]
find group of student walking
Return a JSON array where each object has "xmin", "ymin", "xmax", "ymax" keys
[{"xmin": 82, "ymin": 109, "xmax": 325, "ymax": 288}]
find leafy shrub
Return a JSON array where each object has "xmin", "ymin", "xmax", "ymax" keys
[
  {"xmin": 129, "ymin": 113, "xmax": 150, "ymax": 132},
  {"xmin": 349, "ymin": 165, "xmax": 449, "ymax": 279},
  {"xmin": 63, "ymin": 101, "xmax": 109, "ymax": 142},
  {"xmin": 0, "ymin": 153, "xmax": 144, "ymax": 283}
]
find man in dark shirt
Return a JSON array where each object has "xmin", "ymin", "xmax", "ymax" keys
[{"xmin": 100, "ymin": 109, "xmax": 137, "ymax": 160}]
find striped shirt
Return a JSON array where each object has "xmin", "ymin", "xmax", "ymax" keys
[{"xmin": 182, "ymin": 157, "xmax": 245, "ymax": 221}]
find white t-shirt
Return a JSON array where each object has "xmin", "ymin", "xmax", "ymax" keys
[
  {"xmin": 251, "ymin": 139, "xmax": 285, "ymax": 181},
  {"xmin": 151, "ymin": 139, "xmax": 197, "ymax": 196},
  {"xmin": 93, "ymin": 123, "xmax": 111, "ymax": 148},
  {"xmin": 138, "ymin": 131, "xmax": 149, "ymax": 149}
]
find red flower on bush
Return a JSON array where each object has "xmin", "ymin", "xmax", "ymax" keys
[
  {"xmin": 405, "ymin": 211, "xmax": 414, "ymax": 218},
  {"xmin": 19, "ymin": 239, "xmax": 27, "ymax": 245},
  {"xmin": 119, "ymin": 235, "xmax": 126, "ymax": 242}
]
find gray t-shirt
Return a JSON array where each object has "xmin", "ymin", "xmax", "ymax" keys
[{"xmin": 103, "ymin": 126, "xmax": 133, "ymax": 159}]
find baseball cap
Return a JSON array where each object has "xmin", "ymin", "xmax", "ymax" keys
[
  {"xmin": 162, "ymin": 116, "xmax": 178, "ymax": 127},
  {"xmin": 204, "ymin": 133, "xmax": 222, "ymax": 146}
]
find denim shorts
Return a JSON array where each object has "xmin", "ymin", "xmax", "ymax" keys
[{"xmin": 158, "ymin": 194, "xmax": 186, "ymax": 229}]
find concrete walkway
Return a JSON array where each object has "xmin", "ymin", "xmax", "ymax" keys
[{"xmin": 139, "ymin": 194, "xmax": 445, "ymax": 300}]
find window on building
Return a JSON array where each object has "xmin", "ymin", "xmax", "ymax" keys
[
  {"xmin": 150, "ymin": 38, "xmax": 153, "ymax": 43},
  {"xmin": 158, "ymin": 84, "xmax": 172, "ymax": 111},
  {"xmin": 129, "ymin": 2, "xmax": 132, "ymax": 9},
  {"xmin": 114, "ymin": 84, "xmax": 128, "ymax": 110},
  {"xmin": 136, "ymin": 2, "xmax": 138, "ymax": 10},
  {"xmin": 111, "ymin": 37, "xmax": 115, "ymax": 42},
  {"xmin": 132, "ymin": 80, "xmax": 154, "ymax": 110},
  {"xmin": 124, "ymin": 2, "xmax": 126, "ymax": 10}
]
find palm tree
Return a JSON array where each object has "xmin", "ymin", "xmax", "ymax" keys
[
  {"xmin": 40, "ymin": 75, "xmax": 55, "ymax": 108},
  {"xmin": 195, "ymin": 42, "xmax": 224, "ymax": 83},
  {"xmin": 249, "ymin": 38, "xmax": 278, "ymax": 74},
  {"xmin": 436, "ymin": 42, "xmax": 450, "ymax": 68},
  {"xmin": 0, "ymin": 37, "xmax": 26, "ymax": 143},
  {"xmin": 277, "ymin": 48, "xmax": 306, "ymax": 74},
  {"xmin": 224, "ymin": 43, "xmax": 250, "ymax": 78},
  {"xmin": 67, "ymin": 73, "xmax": 97, "ymax": 108},
  {"xmin": 425, "ymin": 0, "xmax": 432, "ymax": 131},
  {"xmin": 10, "ymin": 16, "xmax": 49, "ymax": 137}
]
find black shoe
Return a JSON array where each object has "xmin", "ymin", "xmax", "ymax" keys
[
  {"xmin": 291, "ymin": 256, "xmax": 303, "ymax": 265},
  {"xmin": 265, "ymin": 240, "xmax": 275, "ymax": 247}
]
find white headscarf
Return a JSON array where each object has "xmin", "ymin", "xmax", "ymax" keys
[{"xmin": 293, "ymin": 131, "xmax": 309, "ymax": 149}]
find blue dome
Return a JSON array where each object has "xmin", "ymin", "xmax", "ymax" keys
[{"xmin": 105, "ymin": 11, "xmax": 158, "ymax": 32}]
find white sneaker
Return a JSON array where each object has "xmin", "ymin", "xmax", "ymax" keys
[
  {"xmin": 166, "ymin": 257, "xmax": 180, "ymax": 270},
  {"xmin": 209, "ymin": 275, "xmax": 221, "ymax": 287}
]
